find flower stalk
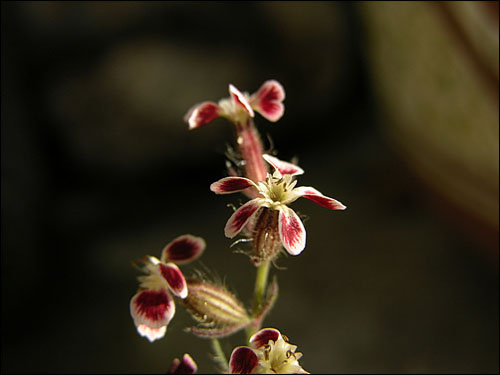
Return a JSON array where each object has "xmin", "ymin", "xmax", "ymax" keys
[
  {"xmin": 246, "ymin": 259, "xmax": 271, "ymax": 339},
  {"xmin": 235, "ymin": 119, "xmax": 268, "ymax": 185},
  {"xmin": 252, "ymin": 260, "xmax": 271, "ymax": 316}
]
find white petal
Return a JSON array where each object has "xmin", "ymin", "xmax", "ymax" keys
[
  {"xmin": 224, "ymin": 199, "xmax": 263, "ymax": 238},
  {"xmin": 136, "ymin": 324, "xmax": 167, "ymax": 342},
  {"xmin": 229, "ymin": 346, "xmax": 259, "ymax": 374},
  {"xmin": 159, "ymin": 263, "xmax": 188, "ymax": 299},
  {"xmin": 263, "ymin": 154, "xmax": 304, "ymax": 176},
  {"xmin": 293, "ymin": 186, "xmax": 346, "ymax": 210},
  {"xmin": 210, "ymin": 177, "xmax": 257, "ymax": 194},
  {"xmin": 278, "ymin": 207, "xmax": 306, "ymax": 255},
  {"xmin": 229, "ymin": 84, "xmax": 254, "ymax": 117},
  {"xmin": 184, "ymin": 101, "xmax": 220, "ymax": 130},
  {"xmin": 130, "ymin": 288, "xmax": 175, "ymax": 330},
  {"xmin": 249, "ymin": 80, "xmax": 285, "ymax": 122},
  {"xmin": 161, "ymin": 234, "xmax": 206, "ymax": 265},
  {"xmin": 249, "ymin": 328, "xmax": 281, "ymax": 349}
]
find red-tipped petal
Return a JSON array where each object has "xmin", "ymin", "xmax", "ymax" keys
[
  {"xmin": 159, "ymin": 263, "xmax": 188, "ymax": 299},
  {"xmin": 225, "ymin": 199, "xmax": 263, "ymax": 238},
  {"xmin": 294, "ymin": 186, "xmax": 346, "ymax": 210},
  {"xmin": 210, "ymin": 177, "xmax": 257, "ymax": 195},
  {"xmin": 279, "ymin": 207, "xmax": 306, "ymax": 256},
  {"xmin": 229, "ymin": 84, "xmax": 254, "ymax": 117},
  {"xmin": 169, "ymin": 358, "xmax": 181, "ymax": 374},
  {"xmin": 263, "ymin": 154, "xmax": 304, "ymax": 176},
  {"xmin": 161, "ymin": 234, "xmax": 206, "ymax": 265},
  {"xmin": 249, "ymin": 328, "xmax": 281, "ymax": 349},
  {"xmin": 168, "ymin": 353, "xmax": 197, "ymax": 374},
  {"xmin": 185, "ymin": 101, "xmax": 220, "ymax": 130},
  {"xmin": 136, "ymin": 324, "xmax": 167, "ymax": 342},
  {"xmin": 130, "ymin": 289, "xmax": 175, "ymax": 330},
  {"xmin": 250, "ymin": 80, "xmax": 285, "ymax": 122},
  {"xmin": 229, "ymin": 346, "xmax": 259, "ymax": 374}
]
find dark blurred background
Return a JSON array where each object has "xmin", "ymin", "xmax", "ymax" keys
[{"xmin": 1, "ymin": 1, "xmax": 498, "ymax": 374}]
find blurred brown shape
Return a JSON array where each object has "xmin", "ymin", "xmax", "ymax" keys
[{"xmin": 361, "ymin": 1, "xmax": 499, "ymax": 257}]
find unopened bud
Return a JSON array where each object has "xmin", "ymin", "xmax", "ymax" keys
[{"xmin": 181, "ymin": 278, "xmax": 250, "ymax": 338}]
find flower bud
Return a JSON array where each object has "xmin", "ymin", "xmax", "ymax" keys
[{"xmin": 181, "ymin": 278, "xmax": 250, "ymax": 338}]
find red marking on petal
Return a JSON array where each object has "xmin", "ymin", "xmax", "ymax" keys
[
  {"xmin": 303, "ymin": 193, "xmax": 346, "ymax": 210},
  {"xmin": 259, "ymin": 101, "xmax": 284, "ymax": 122},
  {"xmin": 185, "ymin": 101, "xmax": 220, "ymax": 130},
  {"xmin": 250, "ymin": 80, "xmax": 285, "ymax": 122},
  {"xmin": 263, "ymin": 154, "xmax": 304, "ymax": 176},
  {"xmin": 130, "ymin": 289, "xmax": 175, "ymax": 328},
  {"xmin": 159, "ymin": 263, "xmax": 188, "ymax": 299},
  {"xmin": 249, "ymin": 328, "xmax": 280, "ymax": 349},
  {"xmin": 210, "ymin": 177, "xmax": 256, "ymax": 195},
  {"xmin": 229, "ymin": 347, "xmax": 259, "ymax": 374},
  {"xmin": 279, "ymin": 207, "xmax": 306, "ymax": 256},
  {"xmin": 168, "ymin": 354, "xmax": 197, "ymax": 374},
  {"xmin": 161, "ymin": 234, "xmax": 206, "ymax": 265},
  {"xmin": 224, "ymin": 199, "xmax": 263, "ymax": 238},
  {"xmin": 296, "ymin": 187, "xmax": 346, "ymax": 210},
  {"xmin": 229, "ymin": 84, "xmax": 254, "ymax": 117}
]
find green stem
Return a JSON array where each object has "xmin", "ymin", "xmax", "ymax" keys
[
  {"xmin": 210, "ymin": 338, "xmax": 228, "ymax": 373},
  {"xmin": 246, "ymin": 260, "xmax": 271, "ymax": 339},
  {"xmin": 252, "ymin": 260, "xmax": 271, "ymax": 315}
]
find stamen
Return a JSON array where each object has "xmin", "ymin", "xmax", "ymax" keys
[{"xmin": 264, "ymin": 348, "xmax": 270, "ymax": 361}]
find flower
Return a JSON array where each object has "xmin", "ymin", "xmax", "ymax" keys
[
  {"xmin": 168, "ymin": 353, "xmax": 197, "ymax": 374},
  {"xmin": 129, "ymin": 234, "xmax": 206, "ymax": 342},
  {"xmin": 210, "ymin": 154, "xmax": 346, "ymax": 256},
  {"xmin": 185, "ymin": 80, "xmax": 285, "ymax": 130},
  {"xmin": 229, "ymin": 328, "xmax": 309, "ymax": 374}
]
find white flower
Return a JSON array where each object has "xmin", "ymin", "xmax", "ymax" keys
[
  {"xmin": 185, "ymin": 81, "xmax": 285, "ymax": 129},
  {"xmin": 129, "ymin": 235, "xmax": 205, "ymax": 342},
  {"xmin": 229, "ymin": 328, "xmax": 309, "ymax": 374},
  {"xmin": 210, "ymin": 155, "xmax": 346, "ymax": 255}
]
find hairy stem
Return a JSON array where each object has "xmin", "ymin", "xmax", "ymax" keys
[{"xmin": 235, "ymin": 119, "xmax": 268, "ymax": 185}]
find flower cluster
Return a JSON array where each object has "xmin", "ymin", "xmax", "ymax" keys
[{"xmin": 129, "ymin": 80, "xmax": 346, "ymax": 373}]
